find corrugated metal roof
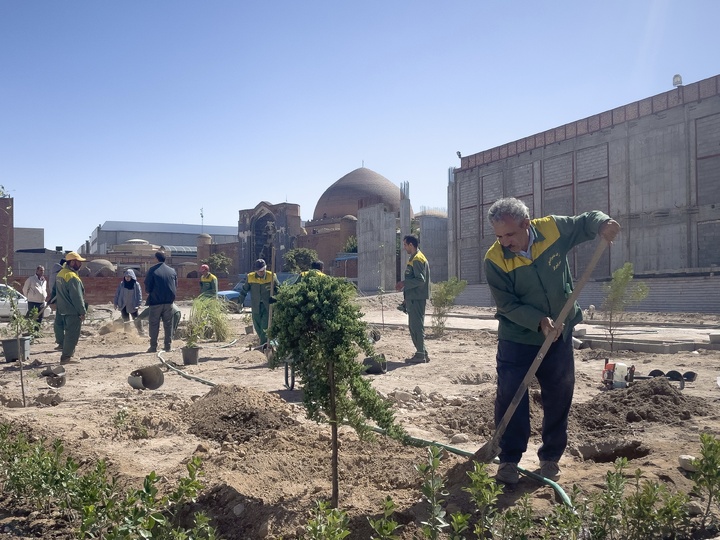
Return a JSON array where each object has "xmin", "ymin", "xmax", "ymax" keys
[
  {"xmin": 100, "ymin": 221, "xmax": 237, "ymax": 235},
  {"xmin": 160, "ymin": 245, "xmax": 197, "ymax": 254}
]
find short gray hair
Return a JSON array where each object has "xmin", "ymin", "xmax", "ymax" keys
[{"xmin": 487, "ymin": 197, "xmax": 530, "ymax": 225}]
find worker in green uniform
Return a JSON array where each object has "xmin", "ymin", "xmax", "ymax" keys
[
  {"xmin": 51, "ymin": 251, "xmax": 88, "ymax": 364},
  {"xmin": 395, "ymin": 235, "xmax": 431, "ymax": 364},
  {"xmin": 199, "ymin": 264, "xmax": 218, "ymax": 297},
  {"xmin": 300, "ymin": 260, "xmax": 326, "ymax": 280},
  {"xmin": 238, "ymin": 259, "xmax": 280, "ymax": 345}
]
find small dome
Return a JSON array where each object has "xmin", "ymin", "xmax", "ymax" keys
[
  {"xmin": 341, "ymin": 215, "xmax": 358, "ymax": 221},
  {"xmin": 313, "ymin": 167, "xmax": 401, "ymax": 220}
]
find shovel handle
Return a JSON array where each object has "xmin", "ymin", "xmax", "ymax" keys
[{"xmin": 491, "ymin": 239, "xmax": 609, "ymax": 446}]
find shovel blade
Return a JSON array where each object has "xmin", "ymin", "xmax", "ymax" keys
[{"xmin": 473, "ymin": 438, "xmax": 501, "ymax": 463}]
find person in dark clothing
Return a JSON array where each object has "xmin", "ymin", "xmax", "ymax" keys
[
  {"xmin": 114, "ymin": 269, "xmax": 143, "ymax": 335},
  {"xmin": 485, "ymin": 197, "xmax": 620, "ymax": 484},
  {"xmin": 144, "ymin": 251, "xmax": 177, "ymax": 353}
]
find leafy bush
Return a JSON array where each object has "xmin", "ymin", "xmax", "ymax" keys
[
  {"xmin": 185, "ymin": 296, "xmax": 230, "ymax": 347},
  {"xmin": 200, "ymin": 252, "xmax": 232, "ymax": 276},
  {"xmin": 0, "ymin": 424, "xmax": 218, "ymax": 539},
  {"xmin": 282, "ymin": 248, "xmax": 319, "ymax": 273}
]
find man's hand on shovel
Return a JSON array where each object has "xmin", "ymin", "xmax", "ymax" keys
[{"xmin": 540, "ymin": 317, "xmax": 564, "ymax": 342}]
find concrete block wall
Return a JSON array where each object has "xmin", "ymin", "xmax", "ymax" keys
[
  {"xmin": 450, "ymin": 74, "xmax": 720, "ymax": 308},
  {"xmin": 417, "ymin": 215, "xmax": 448, "ymax": 282},
  {"xmin": 456, "ymin": 275, "xmax": 720, "ymax": 314},
  {"xmin": 357, "ymin": 204, "xmax": 396, "ymax": 294}
]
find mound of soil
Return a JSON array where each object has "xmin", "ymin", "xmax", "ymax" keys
[{"xmin": 188, "ymin": 385, "xmax": 298, "ymax": 443}]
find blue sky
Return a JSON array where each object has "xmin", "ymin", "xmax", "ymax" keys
[{"xmin": 1, "ymin": 1, "xmax": 717, "ymax": 253}]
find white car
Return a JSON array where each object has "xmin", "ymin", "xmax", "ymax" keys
[{"xmin": 0, "ymin": 284, "xmax": 29, "ymax": 318}]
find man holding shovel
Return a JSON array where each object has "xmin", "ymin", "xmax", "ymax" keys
[
  {"xmin": 237, "ymin": 259, "xmax": 280, "ymax": 346},
  {"xmin": 485, "ymin": 197, "xmax": 620, "ymax": 484}
]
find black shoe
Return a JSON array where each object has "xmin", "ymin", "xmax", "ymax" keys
[
  {"xmin": 163, "ymin": 346, "xmax": 171, "ymax": 352},
  {"xmin": 396, "ymin": 302, "xmax": 407, "ymax": 314},
  {"xmin": 405, "ymin": 352, "xmax": 428, "ymax": 364},
  {"xmin": 147, "ymin": 347, "xmax": 157, "ymax": 353}
]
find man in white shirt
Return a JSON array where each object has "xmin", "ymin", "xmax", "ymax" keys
[{"xmin": 22, "ymin": 265, "xmax": 48, "ymax": 323}]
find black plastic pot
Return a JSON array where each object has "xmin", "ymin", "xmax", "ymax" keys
[
  {"xmin": 363, "ymin": 354, "xmax": 387, "ymax": 375},
  {"xmin": 181, "ymin": 346, "xmax": 200, "ymax": 365}
]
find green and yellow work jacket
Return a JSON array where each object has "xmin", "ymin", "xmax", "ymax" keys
[
  {"xmin": 52, "ymin": 265, "xmax": 88, "ymax": 317},
  {"xmin": 403, "ymin": 250, "xmax": 430, "ymax": 300},
  {"xmin": 484, "ymin": 211, "xmax": 610, "ymax": 346},
  {"xmin": 199, "ymin": 273, "xmax": 218, "ymax": 297},
  {"xmin": 238, "ymin": 271, "xmax": 280, "ymax": 312}
]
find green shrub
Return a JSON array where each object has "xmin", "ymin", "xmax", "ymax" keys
[
  {"xmin": 0, "ymin": 424, "xmax": 218, "ymax": 539},
  {"xmin": 430, "ymin": 277, "xmax": 467, "ymax": 336}
]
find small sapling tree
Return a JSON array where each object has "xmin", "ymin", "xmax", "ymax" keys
[
  {"xmin": 601, "ymin": 262, "xmax": 649, "ymax": 352},
  {"xmin": 270, "ymin": 273, "xmax": 405, "ymax": 508},
  {"xmin": 0, "ymin": 187, "xmax": 30, "ymax": 406},
  {"xmin": 430, "ymin": 277, "xmax": 467, "ymax": 336}
]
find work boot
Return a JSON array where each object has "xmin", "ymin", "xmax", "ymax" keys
[
  {"xmin": 405, "ymin": 352, "xmax": 428, "ymax": 364},
  {"xmin": 147, "ymin": 346, "xmax": 157, "ymax": 353},
  {"xmin": 60, "ymin": 355, "xmax": 73, "ymax": 365},
  {"xmin": 54, "ymin": 344, "xmax": 63, "ymax": 351},
  {"xmin": 396, "ymin": 302, "xmax": 407, "ymax": 314},
  {"xmin": 539, "ymin": 461, "xmax": 561, "ymax": 480},
  {"xmin": 496, "ymin": 462, "xmax": 519, "ymax": 484},
  {"xmin": 163, "ymin": 345, "xmax": 172, "ymax": 352}
]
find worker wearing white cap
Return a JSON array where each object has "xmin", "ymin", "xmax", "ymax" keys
[{"xmin": 237, "ymin": 259, "xmax": 279, "ymax": 345}]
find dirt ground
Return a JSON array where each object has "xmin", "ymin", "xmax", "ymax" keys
[{"xmin": 1, "ymin": 293, "xmax": 720, "ymax": 539}]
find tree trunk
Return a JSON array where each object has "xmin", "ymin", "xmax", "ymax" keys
[{"xmin": 328, "ymin": 361, "xmax": 339, "ymax": 508}]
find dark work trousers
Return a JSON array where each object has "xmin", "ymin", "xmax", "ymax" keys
[
  {"xmin": 495, "ymin": 335, "xmax": 575, "ymax": 464},
  {"xmin": 57, "ymin": 314, "xmax": 82, "ymax": 360},
  {"xmin": 148, "ymin": 304, "xmax": 175, "ymax": 350},
  {"xmin": 120, "ymin": 307, "xmax": 139, "ymax": 322},
  {"xmin": 407, "ymin": 298, "xmax": 427, "ymax": 356},
  {"xmin": 27, "ymin": 301, "xmax": 45, "ymax": 323}
]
